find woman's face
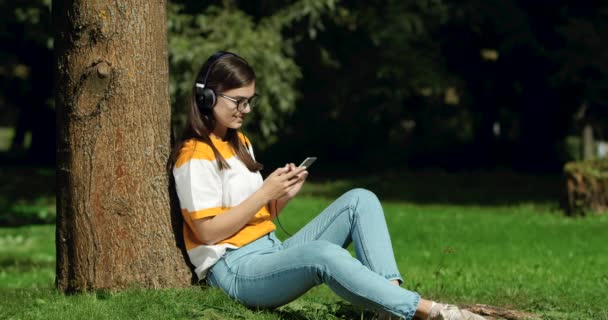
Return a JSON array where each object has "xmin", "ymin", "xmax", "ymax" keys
[{"xmin": 212, "ymin": 81, "xmax": 255, "ymax": 131}]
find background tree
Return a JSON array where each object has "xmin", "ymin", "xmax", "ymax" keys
[
  {"xmin": 264, "ymin": 0, "xmax": 454, "ymax": 170},
  {"xmin": 553, "ymin": 1, "xmax": 608, "ymax": 160},
  {"xmin": 167, "ymin": 0, "xmax": 338, "ymax": 148},
  {"xmin": 0, "ymin": 0, "xmax": 55, "ymax": 164},
  {"xmin": 2, "ymin": 0, "xmax": 606, "ymax": 172},
  {"xmin": 54, "ymin": 0, "xmax": 191, "ymax": 291}
]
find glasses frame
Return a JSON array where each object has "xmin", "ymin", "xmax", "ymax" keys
[{"xmin": 217, "ymin": 93, "xmax": 259, "ymax": 112}]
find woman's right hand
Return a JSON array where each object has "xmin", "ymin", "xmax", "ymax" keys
[{"xmin": 261, "ymin": 164, "xmax": 307, "ymax": 200}]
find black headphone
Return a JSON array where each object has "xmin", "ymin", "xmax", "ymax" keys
[{"xmin": 195, "ymin": 51, "xmax": 236, "ymax": 113}]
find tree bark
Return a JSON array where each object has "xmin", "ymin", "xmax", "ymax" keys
[
  {"xmin": 582, "ymin": 123, "xmax": 594, "ymax": 160},
  {"xmin": 54, "ymin": 0, "xmax": 192, "ymax": 292}
]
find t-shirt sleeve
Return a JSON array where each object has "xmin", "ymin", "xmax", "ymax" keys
[{"xmin": 173, "ymin": 156, "xmax": 226, "ymax": 220}]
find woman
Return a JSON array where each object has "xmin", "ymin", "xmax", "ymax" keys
[{"xmin": 168, "ymin": 51, "xmax": 486, "ymax": 320}]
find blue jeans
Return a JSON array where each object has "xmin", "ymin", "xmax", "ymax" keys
[{"xmin": 207, "ymin": 188, "xmax": 421, "ymax": 319}]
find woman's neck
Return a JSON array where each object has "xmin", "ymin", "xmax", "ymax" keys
[{"xmin": 211, "ymin": 127, "xmax": 228, "ymax": 140}]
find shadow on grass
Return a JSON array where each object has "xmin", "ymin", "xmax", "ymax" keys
[
  {"xmin": 253, "ymin": 300, "xmax": 378, "ymax": 320},
  {"xmin": 0, "ymin": 256, "xmax": 55, "ymax": 271},
  {"xmin": 0, "ymin": 165, "xmax": 566, "ymax": 228},
  {"xmin": 304, "ymin": 169, "xmax": 564, "ymax": 206},
  {"xmin": 0, "ymin": 166, "xmax": 55, "ymax": 226}
]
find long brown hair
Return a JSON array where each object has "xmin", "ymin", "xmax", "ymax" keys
[{"xmin": 167, "ymin": 53, "xmax": 263, "ymax": 173}]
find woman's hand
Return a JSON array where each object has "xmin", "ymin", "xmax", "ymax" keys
[
  {"xmin": 261, "ymin": 164, "xmax": 308, "ymax": 201},
  {"xmin": 281, "ymin": 163, "xmax": 308, "ymax": 200}
]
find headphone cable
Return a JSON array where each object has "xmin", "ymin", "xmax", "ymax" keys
[{"xmin": 274, "ymin": 199, "xmax": 293, "ymax": 237}]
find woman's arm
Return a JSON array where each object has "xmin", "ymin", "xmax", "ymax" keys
[
  {"xmin": 194, "ymin": 165, "xmax": 307, "ymax": 245},
  {"xmin": 268, "ymin": 197, "xmax": 290, "ymax": 221},
  {"xmin": 194, "ymin": 188, "xmax": 271, "ymax": 245}
]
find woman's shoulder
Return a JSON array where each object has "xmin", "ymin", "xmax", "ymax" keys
[
  {"xmin": 237, "ymin": 132, "xmax": 251, "ymax": 146},
  {"xmin": 175, "ymin": 139, "xmax": 216, "ymax": 168}
]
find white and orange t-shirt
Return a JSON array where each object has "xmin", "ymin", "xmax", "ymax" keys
[{"xmin": 172, "ymin": 133, "xmax": 275, "ymax": 279}]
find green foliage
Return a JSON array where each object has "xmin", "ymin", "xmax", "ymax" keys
[
  {"xmin": 320, "ymin": 0, "xmax": 450, "ymax": 112},
  {"xmin": 350, "ymin": 0, "xmax": 449, "ymax": 92},
  {"xmin": 167, "ymin": 1, "xmax": 337, "ymax": 147},
  {"xmin": 2, "ymin": 0, "xmax": 608, "ymax": 169},
  {"xmin": 563, "ymin": 159, "xmax": 607, "ymax": 216},
  {"xmin": 562, "ymin": 135, "xmax": 583, "ymax": 162},
  {"xmin": 564, "ymin": 159, "xmax": 608, "ymax": 179}
]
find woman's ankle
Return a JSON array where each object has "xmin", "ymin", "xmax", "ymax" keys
[{"xmin": 414, "ymin": 299, "xmax": 434, "ymax": 319}]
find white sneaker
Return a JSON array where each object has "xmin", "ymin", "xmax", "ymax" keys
[{"xmin": 429, "ymin": 303, "xmax": 486, "ymax": 320}]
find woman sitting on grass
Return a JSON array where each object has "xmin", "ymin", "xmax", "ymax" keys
[{"xmin": 168, "ymin": 51, "xmax": 486, "ymax": 320}]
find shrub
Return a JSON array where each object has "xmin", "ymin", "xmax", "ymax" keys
[{"xmin": 563, "ymin": 160, "xmax": 608, "ymax": 216}]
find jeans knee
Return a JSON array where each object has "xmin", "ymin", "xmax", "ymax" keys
[
  {"xmin": 305, "ymin": 241, "xmax": 362, "ymax": 284},
  {"xmin": 307, "ymin": 240, "xmax": 350, "ymax": 266},
  {"xmin": 344, "ymin": 188, "xmax": 381, "ymax": 216},
  {"xmin": 345, "ymin": 188, "xmax": 378, "ymax": 203}
]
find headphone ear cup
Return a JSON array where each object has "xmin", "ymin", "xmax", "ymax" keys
[
  {"xmin": 195, "ymin": 86, "xmax": 216, "ymax": 113},
  {"xmin": 201, "ymin": 88, "xmax": 216, "ymax": 111}
]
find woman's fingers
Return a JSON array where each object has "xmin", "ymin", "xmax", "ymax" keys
[
  {"xmin": 289, "ymin": 163, "xmax": 297, "ymax": 171},
  {"xmin": 268, "ymin": 164, "xmax": 307, "ymax": 198},
  {"xmin": 272, "ymin": 166, "xmax": 289, "ymax": 177},
  {"xmin": 276, "ymin": 163, "xmax": 303, "ymax": 178},
  {"xmin": 284, "ymin": 167, "xmax": 306, "ymax": 181}
]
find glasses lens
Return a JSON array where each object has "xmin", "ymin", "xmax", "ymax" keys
[
  {"xmin": 248, "ymin": 95, "xmax": 259, "ymax": 108},
  {"xmin": 238, "ymin": 95, "xmax": 258, "ymax": 111}
]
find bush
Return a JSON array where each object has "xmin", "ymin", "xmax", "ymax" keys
[
  {"xmin": 563, "ymin": 160, "xmax": 608, "ymax": 216},
  {"xmin": 0, "ymin": 196, "xmax": 56, "ymax": 226}
]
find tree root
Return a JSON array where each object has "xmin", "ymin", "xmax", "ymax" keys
[{"xmin": 460, "ymin": 304, "xmax": 541, "ymax": 320}]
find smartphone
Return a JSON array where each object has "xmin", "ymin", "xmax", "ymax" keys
[{"xmin": 299, "ymin": 157, "xmax": 317, "ymax": 169}]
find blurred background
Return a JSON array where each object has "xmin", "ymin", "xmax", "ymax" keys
[{"xmin": 0, "ymin": 0, "xmax": 607, "ymax": 222}]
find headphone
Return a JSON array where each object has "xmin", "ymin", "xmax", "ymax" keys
[{"xmin": 195, "ymin": 51, "xmax": 237, "ymax": 113}]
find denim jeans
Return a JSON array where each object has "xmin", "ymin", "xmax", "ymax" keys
[{"xmin": 207, "ymin": 188, "xmax": 421, "ymax": 319}]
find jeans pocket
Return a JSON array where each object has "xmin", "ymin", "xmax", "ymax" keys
[{"xmin": 223, "ymin": 251, "xmax": 249, "ymax": 268}]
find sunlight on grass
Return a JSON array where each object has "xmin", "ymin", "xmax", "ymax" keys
[
  {"xmin": 2, "ymin": 178, "xmax": 608, "ymax": 319},
  {"xmin": 276, "ymin": 196, "xmax": 608, "ymax": 319},
  {"xmin": 0, "ymin": 226, "xmax": 55, "ymax": 288}
]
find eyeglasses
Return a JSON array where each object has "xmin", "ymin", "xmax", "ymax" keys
[{"xmin": 217, "ymin": 93, "xmax": 259, "ymax": 112}]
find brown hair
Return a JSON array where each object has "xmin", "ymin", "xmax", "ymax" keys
[{"xmin": 167, "ymin": 53, "xmax": 263, "ymax": 173}]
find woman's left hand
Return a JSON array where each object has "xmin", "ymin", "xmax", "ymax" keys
[{"xmin": 282, "ymin": 163, "xmax": 308, "ymax": 200}]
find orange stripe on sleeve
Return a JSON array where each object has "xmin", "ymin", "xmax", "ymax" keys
[{"xmin": 187, "ymin": 207, "xmax": 230, "ymax": 220}]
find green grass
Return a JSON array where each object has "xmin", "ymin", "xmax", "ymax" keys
[{"xmin": 2, "ymin": 173, "xmax": 608, "ymax": 319}]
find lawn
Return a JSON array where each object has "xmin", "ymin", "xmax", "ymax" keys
[{"xmin": 1, "ymin": 171, "xmax": 608, "ymax": 319}]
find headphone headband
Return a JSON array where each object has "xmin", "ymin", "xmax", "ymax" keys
[
  {"xmin": 195, "ymin": 51, "xmax": 237, "ymax": 113},
  {"xmin": 198, "ymin": 51, "xmax": 235, "ymax": 89}
]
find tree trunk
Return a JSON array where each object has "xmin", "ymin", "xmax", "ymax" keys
[
  {"xmin": 582, "ymin": 123, "xmax": 594, "ymax": 160},
  {"xmin": 54, "ymin": 0, "xmax": 192, "ymax": 292}
]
